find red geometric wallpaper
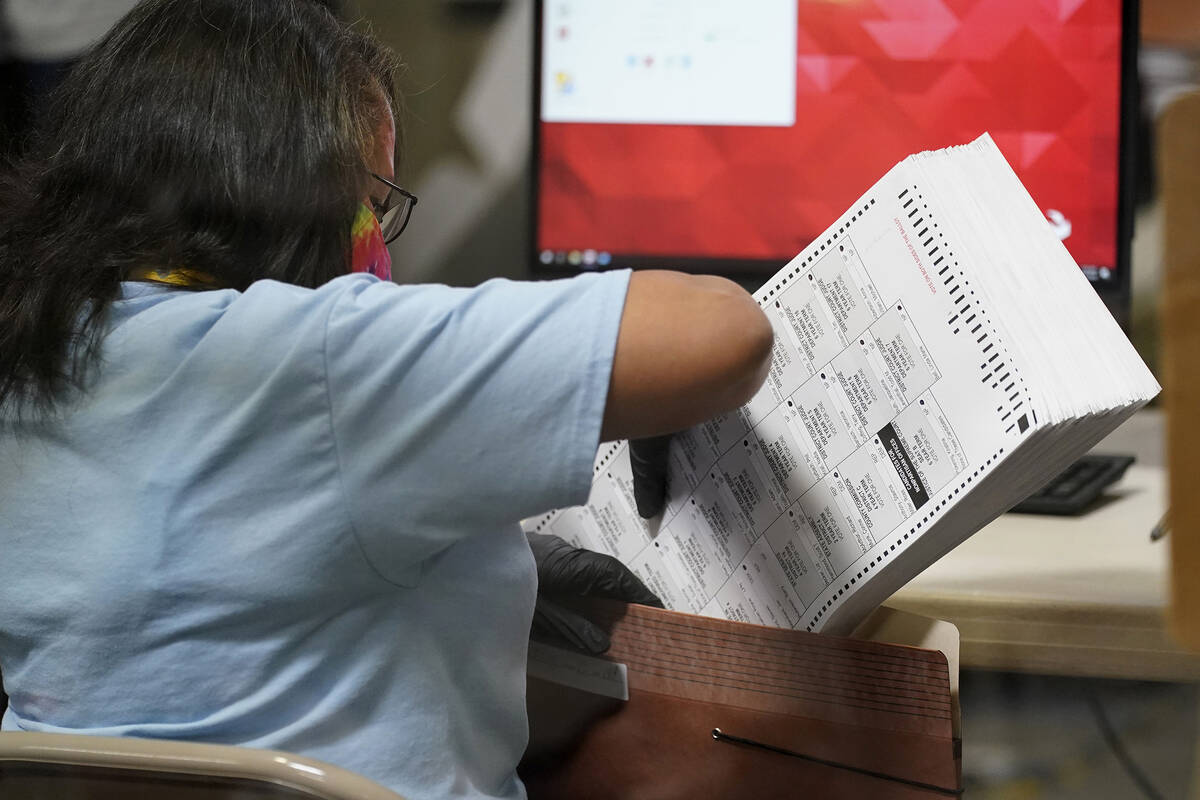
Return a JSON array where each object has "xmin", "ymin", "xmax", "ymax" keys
[{"xmin": 538, "ymin": 0, "xmax": 1123, "ymax": 273}]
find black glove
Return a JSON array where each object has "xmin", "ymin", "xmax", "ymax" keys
[
  {"xmin": 527, "ymin": 532, "xmax": 663, "ymax": 655},
  {"xmin": 629, "ymin": 434, "xmax": 672, "ymax": 518}
]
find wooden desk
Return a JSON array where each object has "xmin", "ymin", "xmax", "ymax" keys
[{"xmin": 885, "ymin": 409, "xmax": 1198, "ymax": 681}]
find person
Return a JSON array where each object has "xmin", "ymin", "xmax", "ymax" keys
[
  {"xmin": 0, "ymin": 0, "xmax": 142, "ymax": 161},
  {"xmin": 0, "ymin": 1, "xmax": 774, "ymax": 798}
]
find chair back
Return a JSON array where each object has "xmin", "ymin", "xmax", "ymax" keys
[{"xmin": 0, "ymin": 731, "xmax": 406, "ymax": 800}]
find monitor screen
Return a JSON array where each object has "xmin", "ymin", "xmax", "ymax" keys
[{"xmin": 532, "ymin": 0, "xmax": 1136, "ymax": 319}]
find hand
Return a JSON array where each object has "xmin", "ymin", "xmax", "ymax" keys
[
  {"xmin": 526, "ymin": 532, "xmax": 663, "ymax": 655},
  {"xmin": 629, "ymin": 435, "xmax": 672, "ymax": 518}
]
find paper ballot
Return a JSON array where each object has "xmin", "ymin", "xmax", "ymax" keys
[{"xmin": 524, "ymin": 135, "xmax": 1160, "ymax": 636}]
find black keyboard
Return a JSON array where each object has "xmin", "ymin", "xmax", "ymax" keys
[{"xmin": 1008, "ymin": 453, "xmax": 1136, "ymax": 516}]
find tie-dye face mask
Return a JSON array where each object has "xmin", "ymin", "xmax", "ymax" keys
[{"xmin": 350, "ymin": 202, "xmax": 392, "ymax": 281}]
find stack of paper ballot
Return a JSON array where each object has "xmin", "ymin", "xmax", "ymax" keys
[{"xmin": 524, "ymin": 133, "xmax": 1160, "ymax": 636}]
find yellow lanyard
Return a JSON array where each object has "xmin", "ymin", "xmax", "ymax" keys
[{"xmin": 127, "ymin": 267, "xmax": 220, "ymax": 289}]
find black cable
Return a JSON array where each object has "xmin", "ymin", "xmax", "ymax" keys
[{"xmin": 1084, "ymin": 688, "xmax": 1167, "ymax": 800}]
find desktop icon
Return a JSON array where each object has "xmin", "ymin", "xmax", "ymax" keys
[
  {"xmin": 539, "ymin": 250, "xmax": 554, "ymax": 265},
  {"xmin": 597, "ymin": 252, "xmax": 612, "ymax": 266},
  {"xmin": 1045, "ymin": 208, "xmax": 1072, "ymax": 241},
  {"xmin": 567, "ymin": 250, "xmax": 582, "ymax": 265},
  {"xmin": 583, "ymin": 249, "xmax": 597, "ymax": 265}
]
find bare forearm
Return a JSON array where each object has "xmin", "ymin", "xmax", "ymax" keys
[{"xmin": 600, "ymin": 271, "xmax": 773, "ymax": 441}]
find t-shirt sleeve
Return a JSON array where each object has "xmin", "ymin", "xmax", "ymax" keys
[{"xmin": 323, "ymin": 271, "xmax": 630, "ymax": 584}]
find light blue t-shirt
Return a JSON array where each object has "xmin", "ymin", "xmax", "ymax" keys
[{"xmin": 0, "ymin": 270, "xmax": 630, "ymax": 799}]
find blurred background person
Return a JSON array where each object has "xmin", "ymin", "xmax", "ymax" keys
[{"xmin": 0, "ymin": 0, "xmax": 141, "ymax": 161}]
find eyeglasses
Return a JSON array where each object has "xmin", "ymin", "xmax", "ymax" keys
[{"xmin": 369, "ymin": 173, "xmax": 418, "ymax": 244}]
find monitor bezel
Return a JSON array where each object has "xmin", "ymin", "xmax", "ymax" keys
[{"xmin": 529, "ymin": 0, "xmax": 1138, "ymax": 328}]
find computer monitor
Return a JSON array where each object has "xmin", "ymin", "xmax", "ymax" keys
[{"xmin": 531, "ymin": 0, "xmax": 1138, "ymax": 327}]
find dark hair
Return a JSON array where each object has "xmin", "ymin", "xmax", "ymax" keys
[{"xmin": 0, "ymin": 0, "xmax": 402, "ymax": 418}]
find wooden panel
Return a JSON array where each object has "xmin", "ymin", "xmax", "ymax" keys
[
  {"xmin": 1161, "ymin": 91, "xmax": 1200, "ymax": 649},
  {"xmin": 1143, "ymin": 0, "xmax": 1200, "ymax": 49},
  {"xmin": 523, "ymin": 602, "xmax": 959, "ymax": 799}
]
